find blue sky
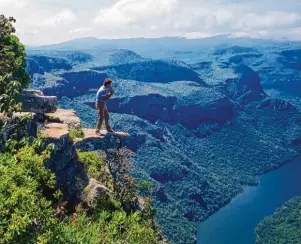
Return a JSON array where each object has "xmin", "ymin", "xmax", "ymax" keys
[{"xmin": 1, "ymin": 0, "xmax": 301, "ymax": 45}]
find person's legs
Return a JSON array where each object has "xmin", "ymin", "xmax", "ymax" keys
[
  {"xmin": 95, "ymin": 102, "xmax": 105, "ymax": 132},
  {"xmin": 104, "ymin": 104, "xmax": 113, "ymax": 131}
]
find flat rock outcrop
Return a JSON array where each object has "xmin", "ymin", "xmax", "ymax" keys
[
  {"xmin": 21, "ymin": 89, "xmax": 57, "ymax": 113},
  {"xmin": 75, "ymin": 129, "xmax": 129, "ymax": 151},
  {"xmin": 45, "ymin": 109, "xmax": 81, "ymax": 129}
]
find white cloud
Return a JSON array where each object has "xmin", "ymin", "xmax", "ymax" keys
[
  {"xmin": 68, "ymin": 27, "xmax": 91, "ymax": 34},
  {"xmin": 93, "ymin": 0, "xmax": 176, "ymax": 29},
  {"xmin": 0, "ymin": 0, "xmax": 25, "ymax": 8},
  {"xmin": 231, "ymin": 27, "xmax": 301, "ymax": 41},
  {"xmin": 0, "ymin": 0, "xmax": 301, "ymax": 45},
  {"xmin": 41, "ymin": 9, "xmax": 76, "ymax": 27},
  {"xmin": 184, "ymin": 32, "xmax": 216, "ymax": 39},
  {"xmin": 215, "ymin": 10, "xmax": 234, "ymax": 25},
  {"xmin": 243, "ymin": 11, "xmax": 301, "ymax": 30}
]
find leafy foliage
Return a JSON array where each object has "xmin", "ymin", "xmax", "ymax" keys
[
  {"xmin": 77, "ymin": 151, "xmax": 113, "ymax": 188},
  {"xmin": 0, "ymin": 131, "xmax": 166, "ymax": 244},
  {"xmin": 53, "ymin": 210, "xmax": 162, "ymax": 244},
  {"xmin": 0, "ymin": 140, "xmax": 58, "ymax": 243},
  {"xmin": 106, "ymin": 147, "xmax": 139, "ymax": 206},
  {"xmin": 69, "ymin": 128, "xmax": 84, "ymax": 142},
  {"xmin": 0, "ymin": 15, "xmax": 30, "ymax": 117},
  {"xmin": 139, "ymin": 180, "xmax": 154, "ymax": 197}
]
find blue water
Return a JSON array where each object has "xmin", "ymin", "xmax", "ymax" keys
[{"xmin": 197, "ymin": 155, "xmax": 301, "ymax": 244}]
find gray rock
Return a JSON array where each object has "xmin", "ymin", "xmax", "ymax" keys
[
  {"xmin": 46, "ymin": 144, "xmax": 76, "ymax": 171},
  {"xmin": 42, "ymin": 123, "xmax": 70, "ymax": 149},
  {"xmin": 20, "ymin": 89, "xmax": 57, "ymax": 114},
  {"xmin": 45, "ymin": 109, "xmax": 81, "ymax": 129},
  {"xmin": 80, "ymin": 178, "xmax": 111, "ymax": 207}
]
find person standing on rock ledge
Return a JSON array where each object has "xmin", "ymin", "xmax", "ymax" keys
[{"xmin": 95, "ymin": 78, "xmax": 115, "ymax": 135}]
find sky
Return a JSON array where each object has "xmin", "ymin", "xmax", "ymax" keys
[{"xmin": 1, "ymin": 0, "xmax": 301, "ymax": 46}]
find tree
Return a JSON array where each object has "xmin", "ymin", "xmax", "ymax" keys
[
  {"xmin": 105, "ymin": 146, "xmax": 137, "ymax": 207},
  {"xmin": 0, "ymin": 15, "xmax": 30, "ymax": 117}
]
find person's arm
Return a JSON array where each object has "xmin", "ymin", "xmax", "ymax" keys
[{"xmin": 101, "ymin": 90, "xmax": 115, "ymax": 101}]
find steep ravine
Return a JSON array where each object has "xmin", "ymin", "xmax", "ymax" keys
[{"xmin": 26, "ymin": 49, "xmax": 301, "ymax": 244}]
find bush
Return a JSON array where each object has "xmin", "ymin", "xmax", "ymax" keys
[
  {"xmin": 53, "ymin": 210, "xmax": 162, "ymax": 244},
  {"xmin": 77, "ymin": 151, "xmax": 113, "ymax": 186},
  {"xmin": 69, "ymin": 128, "xmax": 84, "ymax": 142},
  {"xmin": 0, "ymin": 141, "xmax": 58, "ymax": 243},
  {"xmin": 0, "ymin": 138, "xmax": 166, "ymax": 244}
]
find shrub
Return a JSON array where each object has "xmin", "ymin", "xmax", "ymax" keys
[
  {"xmin": 0, "ymin": 141, "xmax": 58, "ymax": 243},
  {"xmin": 69, "ymin": 128, "xmax": 84, "ymax": 142},
  {"xmin": 77, "ymin": 151, "xmax": 113, "ymax": 186},
  {"xmin": 53, "ymin": 210, "xmax": 162, "ymax": 244}
]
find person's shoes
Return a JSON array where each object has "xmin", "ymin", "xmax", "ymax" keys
[
  {"xmin": 95, "ymin": 130, "xmax": 103, "ymax": 136},
  {"xmin": 106, "ymin": 128, "xmax": 114, "ymax": 133}
]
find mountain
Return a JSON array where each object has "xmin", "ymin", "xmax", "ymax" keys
[{"xmin": 26, "ymin": 38, "xmax": 301, "ymax": 243}]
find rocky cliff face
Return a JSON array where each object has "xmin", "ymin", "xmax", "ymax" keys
[
  {"xmin": 225, "ymin": 65, "xmax": 266, "ymax": 104},
  {"xmin": 3, "ymin": 89, "xmax": 129, "ymax": 208},
  {"xmin": 93, "ymin": 60, "xmax": 204, "ymax": 84},
  {"xmin": 20, "ymin": 89, "xmax": 57, "ymax": 114},
  {"xmin": 27, "ymin": 55, "xmax": 72, "ymax": 76},
  {"xmin": 87, "ymin": 95, "xmax": 234, "ymax": 129}
]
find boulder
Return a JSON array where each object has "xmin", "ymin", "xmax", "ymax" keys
[
  {"xmin": 26, "ymin": 120, "xmax": 38, "ymax": 138},
  {"xmin": 80, "ymin": 178, "xmax": 111, "ymax": 207},
  {"xmin": 135, "ymin": 197, "xmax": 146, "ymax": 211},
  {"xmin": 20, "ymin": 89, "xmax": 57, "ymax": 114},
  {"xmin": 46, "ymin": 144, "xmax": 76, "ymax": 171}
]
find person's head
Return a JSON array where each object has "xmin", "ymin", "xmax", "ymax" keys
[{"xmin": 103, "ymin": 78, "xmax": 112, "ymax": 88}]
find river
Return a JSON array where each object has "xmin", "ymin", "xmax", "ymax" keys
[{"xmin": 197, "ymin": 154, "xmax": 301, "ymax": 244}]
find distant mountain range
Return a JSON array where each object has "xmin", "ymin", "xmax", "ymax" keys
[{"xmin": 26, "ymin": 37, "xmax": 301, "ymax": 244}]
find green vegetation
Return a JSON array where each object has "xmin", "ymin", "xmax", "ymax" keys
[
  {"xmin": 0, "ymin": 131, "xmax": 57, "ymax": 243},
  {"xmin": 0, "ymin": 119, "xmax": 166, "ymax": 244},
  {"xmin": 0, "ymin": 15, "xmax": 29, "ymax": 117},
  {"xmin": 69, "ymin": 128, "xmax": 84, "ymax": 142},
  {"xmin": 255, "ymin": 196, "xmax": 301, "ymax": 244},
  {"xmin": 77, "ymin": 151, "xmax": 113, "ymax": 189}
]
